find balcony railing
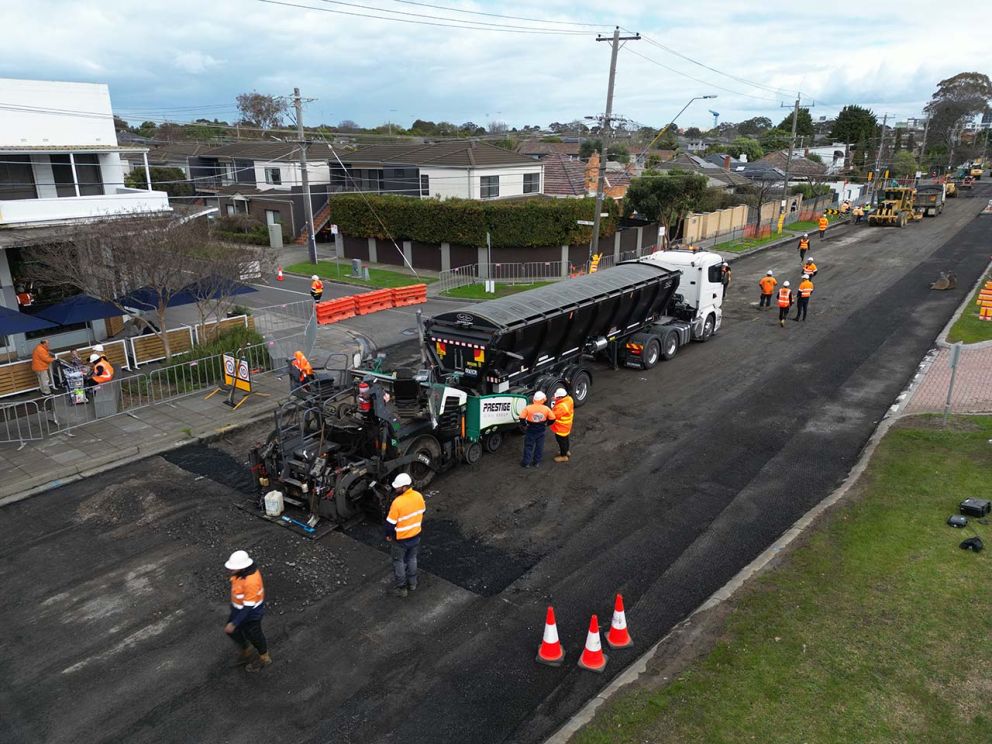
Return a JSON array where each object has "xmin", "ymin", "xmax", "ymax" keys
[{"xmin": 0, "ymin": 187, "xmax": 171, "ymax": 226}]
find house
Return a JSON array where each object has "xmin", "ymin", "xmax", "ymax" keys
[
  {"xmin": 191, "ymin": 141, "xmax": 335, "ymax": 192},
  {"xmin": 516, "ymin": 140, "xmax": 581, "ymax": 160},
  {"xmin": 754, "ymin": 150, "xmax": 827, "ymax": 182},
  {"xmin": 0, "ymin": 77, "xmax": 173, "ymax": 358},
  {"xmin": 540, "ymin": 152, "xmax": 631, "ymax": 199},
  {"xmin": 122, "ymin": 141, "xmax": 217, "ymax": 179},
  {"xmin": 804, "ymin": 144, "xmax": 847, "ymax": 175},
  {"xmin": 648, "ymin": 153, "xmax": 751, "ymax": 190},
  {"xmin": 209, "ymin": 183, "xmax": 331, "ymax": 244}
]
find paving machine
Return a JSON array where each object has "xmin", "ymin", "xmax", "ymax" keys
[{"xmin": 868, "ymin": 187, "xmax": 918, "ymax": 227}]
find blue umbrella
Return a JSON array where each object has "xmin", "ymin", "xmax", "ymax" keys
[
  {"xmin": 0, "ymin": 306, "xmax": 57, "ymax": 334},
  {"xmin": 35, "ymin": 294, "xmax": 123, "ymax": 326},
  {"xmin": 117, "ymin": 286, "xmax": 199, "ymax": 311},
  {"xmin": 177, "ymin": 275, "xmax": 257, "ymax": 303}
]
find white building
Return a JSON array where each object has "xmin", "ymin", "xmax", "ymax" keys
[{"xmin": 0, "ymin": 77, "xmax": 171, "ymax": 358}]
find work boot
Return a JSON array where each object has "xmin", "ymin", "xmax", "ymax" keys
[
  {"xmin": 245, "ymin": 652, "xmax": 272, "ymax": 673},
  {"xmin": 408, "ymin": 581, "xmax": 417, "ymax": 593},
  {"xmin": 554, "ymin": 455, "xmax": 569, "ymax": 463},
  {"xmin": 234, "ymin": 647, "xmax": 255, "ymax": 666},
  {"xmin": 779, "ymin": 319, "xmax": 785, "ymax": 327},
  {"xmin": 392, "ymin": 586, "xmax": 409, "ymax": 598}
]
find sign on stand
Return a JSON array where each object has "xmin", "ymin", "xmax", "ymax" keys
[{"xmin": 207, "ymin": 350, "xmax": 265, "ymax": 410}]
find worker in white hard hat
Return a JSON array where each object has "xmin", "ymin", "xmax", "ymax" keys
[
  {"xmin": 385, "ymin": 472, "xmax": 426, "ymax": 597},
  {"xmin": 798, "ymin": 233, "xmax": 811, "ymax": 263},
  {"xmin": 86, "ymin": 353, "xmax": 114, "ymax": 387},
  {"xmin": 310, "ymin": 274, "xmax": 324, "ymax": 303},
  {"xmin": 758, "ymin": 270, "xmax": 777, "ymax": 309},
  {"xmin": 519, "ymin": 391, "xmax": 556, "ymax": 468},
  {"xmin": 551, "ymin": 387, "xmax": 575, "ymax": 463},
  {"xmin": 223, "ymin": 550, "xmax": 271, "ymax": 672},
  {"xmin": 777, "ymin": 280, "xmax": 794, "ymax": 328},
  {"xmin": 720, "ymin": 261, "xmax": 732, "ymax": 297}
]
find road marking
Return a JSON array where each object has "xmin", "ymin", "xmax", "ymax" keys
[{"xmin": 250, "ymin": 282, "xmax": 309, "ymax": 296}]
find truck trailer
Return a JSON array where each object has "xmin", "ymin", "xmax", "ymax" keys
[{"xmin": 914, "ymin": 182, "xmax": 945, "ymax": 217}]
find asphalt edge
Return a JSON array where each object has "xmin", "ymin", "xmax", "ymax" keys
[{"xmin": 933, "ymin": 254, "xmax": 992, "ymax": 348}]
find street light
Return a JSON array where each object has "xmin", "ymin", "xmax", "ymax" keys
[{"xmin": 641, "ymin": 95, "xmax": 717, "ymax": 157}]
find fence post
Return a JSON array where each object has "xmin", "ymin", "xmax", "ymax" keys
[
  {"xmin": 560, "ymin": 246, "xmax": 569, "ymax": 278},
  {"xmin": 943, "ymin": 342, "xmax": 963, "ymax": 425},
  {"xmin": 440, "ymin": 242, "xmax": 451, "ymax": 272}
]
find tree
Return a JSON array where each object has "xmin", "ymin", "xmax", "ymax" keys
[
  {"xmin": 829, "ymin": 105, "xmax": 878, "ymax": 144},
  {"xmin": 683, "ymin": 126, "xmax": 703, "ymax": 139},
  {"xmin": 892, "ymin": 150, "xmax": 919, "ymax": 178},
  {"xmin": 776, "ymin": 108, "xmax": 814, "ymax": 138},
  {"xmin": 184, "ymin": 242, "xmax": 269, "ymax": 333},
  {"xmin": 726, "ymin": 136, "xmax": 764, "ymax": 162},
  {"xmin": 548, "ymin": 122, "xmax": 567, "ymax": 133},
  {"xmin": 235, "ymin": 91, "xmax": 287, "ymax": 129},
  {"xmin": 760, "ymin": 128, "xmax": 792, "ymax": 151},
  {"xmin": 737, "ymin": 116, "xmax": 772, "ymax": 136},
  {"xmin": 607, "ymin": 143, "xmax": 630, "ymax": 164},
  {"xmin": 459, "ymin": 121, "xmax": 484, "ymax": 135},
  {"xmin": 124, "ymin": 166, "xmax": 193, "ymax": 198},
  {"xmin": 113, "ymin": 116, "xmax": 132, "ymax": 132},
  {"xmin": 893, "ymin": 127, "xmax": 904, "ymax": 153},
  {"xmin": 487, "ymin": 120, "xmax": 509, "ymax": 135},
  {"xmin": 567, "ymin": 119, "xmax": 590, "ymax": 133},
  {"xmin": 135, "ymin": 121, "xmax": 158, "ymax": 138},
  {"xmin": 540, "ymin": 135, "xmax": 563, "ymax": 143},
  {"xmin": 805, "ymin": 153, "xmax": 823, "ymax": 164},
  {"xmin": 337, "ymin": 119, "xmax": 360, "ymax": 131},
  {"xmin": 579, "ymin": 139, "xmax": 603, "ymax": 159},
  {"xmin": 624, "ymin": 169, "xmax": 709, "ymax": 242},
  {"xmin": 924, "ymin": 72, "xmax": 992, "ymax": 155}
]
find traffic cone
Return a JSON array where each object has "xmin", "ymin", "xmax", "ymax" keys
[
  {"xmin": 535, "ymin": 606, "xmax": 565, "ymax": 667},
  {"xmin": 276, "ymin": 266, "xmax": 284, "ymax": 281},
  {"xmin": 577, "ymin": 614, "xmax": 608, "ymax": 673},
  {"xmin": 606, "ymin": 594, "xmax": 633, "ymax": 649}
]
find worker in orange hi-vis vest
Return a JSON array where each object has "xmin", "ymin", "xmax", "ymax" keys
[
  {"xmin": 519, "ymin": 391, "xmax": 555, "ymax": 468},
  {"xmin": 550, "ymin": 388, "xmax": 574, "ymax": 463},
  {"xmin": 777, "ymin": 282, "xmax": 794, "ymax": 328},
  {"xmin": 385, "ymin": 473, "xmax": 426, "ymax": 597},
  {"xmin": 797, "ymin": 234, "xmax": 811, "ymax": 263},
  {"xmin": 310, "ymin": 275, "xmax": 324, "ymax": 302},
  {"xmin": 795, "ymin": 274, "xmax": 814, "ymax": 322},
  {"xmin": 224, "ymin": 549, "xmax": 271, "ymax": 672},
  {"xmin": 818, "ymin": 215, "xmax": 829, "ymax": 239},
  {"xmin": 758, "ymin": 271, "xmax": 777, "ymax": 309}
]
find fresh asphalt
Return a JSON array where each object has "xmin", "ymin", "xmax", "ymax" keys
[{"xmin": 1, "ymin": 187, "xmax": 989, "ymax": 744}]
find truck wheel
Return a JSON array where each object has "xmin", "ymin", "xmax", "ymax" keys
[
  {"xmin": 661, "ymin": 332, "xmax": 679, "ymax": 360},
  {"xmin": 483, "ymin": 431, "xmax": 503, "ymax": 453},
  {"xmin": 403, "ymin": 435, "xmax": 442, "ymax": 489},
  {"xmin": 898, "ymin": 213, "xmax": 906, "ymax": 228},
  {"xmin": 570, "ymin": 371, "xmax": 591, "ymax": 407},
  {"xmin": 699, "ymin": 314, "xmax": 716, "ymax": 342},
  {"xmin": 463, "ymin": 441, "xmax": 482, "ymax": 465},
  {"xmin": 641, "ymin": 338, "xmax": 661, "ymax": 369}
]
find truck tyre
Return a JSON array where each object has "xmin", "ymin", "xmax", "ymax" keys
[
  {"xmin": 898, "ymin": 213, "xmax": 906, "ymax": 228},
  {"xmin": 463, "ymin": 440, "xmax": 483, "ymax": 464},
  {"xmin": 661, "ymin": 332, "xmax": 679, "ymax": 360},
  {"xmin": 403, "ymin": 435, "xmax": 442, "ymax": 489},
  {"xmin": 641, "ymin": 337, "xmax": 661, "ymax": 369},
  {"xmin": 570, "ymin": 370, "xmax": 592, "ymax": 407},
  {"xmin": 483, "ymin": 431, "xmax": 503, "ymax": 453},
  {"xmin": 699, "ymin": 313, "xmax": 716, "ymax": 342}
]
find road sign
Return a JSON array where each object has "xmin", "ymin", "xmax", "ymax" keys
[
  {"xmin": 576, "ymin": 220, "xmax": 595, "ymax": 226},
  {"xmin": 235, "ymin": 358, "xmax": 251, "ymax": 392},
  {"xmin": 223, "ymin": 354, "xmax": 236, "ymax": 387}
]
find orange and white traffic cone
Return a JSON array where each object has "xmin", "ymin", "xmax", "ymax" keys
[
  {"xmin": 276, "ymin": 266, "xmax": 284, "ymax": 281},
  {"xmin": 606, "ymin": 593, "xmax": 633, "ymax": 649},
  {"xmin": 577, "ymin": 614, "xmax": 608, "ymax": 673},
  {"xmin": 535, "ymin": 606, "xmax": 565, "ymax": 667}
]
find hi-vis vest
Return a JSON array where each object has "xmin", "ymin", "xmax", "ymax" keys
[
  {"xmin": 759, "ymin": 276, "xmax": 777, "ymax": 294},
  {"xmin": 311, "ymin": 279, "xmax": 323, "ymax": 294},
  {"xmin": 798, "ymin": 280, "xmax": 814, "ymax": 299},
  {"xmin": 520, "ymin": 403, "xmax": 554, "ymax": 425},
  {"xmin": 818, "ymin": 217, "xmax": 828, "ymax": 230},
  {"xmin": 551, "ymin": 396, "xmax": 574, "ymax": 436},
  {"xmin": 777, "ymin": 287, "xmax": 792, "ymax": 308},
  {"xmin": 92, "ymin": 359, "xmax": 114, "ymax": 384},
  {"xmin": 387, "ymin": 488, "xmax": 426, "ymax": 541},
  {"xmin": 230, "ymin": 570, "xmax": 264, "ymax": 611},
  {"xmin": 799, "ymin": 238, "xmax": 810, "ymax": 250}
]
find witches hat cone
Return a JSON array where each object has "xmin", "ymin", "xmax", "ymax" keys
[
  {"xmin": 535, "ymin": 606, "xmax": 565, "ymax": 667},
  {"xmin": 276, "ymin": 266, "xmax": 284, "ymax": 281},
  {"xmin": 577, "ymin": 614, "xmax": 608, "ymax": 673},
  {"xmin": 606, "ymin": 593, "xmax": 633, "ymax": 649}
]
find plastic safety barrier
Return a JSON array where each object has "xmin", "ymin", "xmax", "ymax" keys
[
  {"xmin": 316, "ymin": 297, "xmax": 357, "ymax": 325},
  {"xmin": 391, "ymin": 284, "xmax": 428, "ymax": 308},
  {"xmin": 353, "ymin": 288, "xmax": 395, "ymax": 316}
]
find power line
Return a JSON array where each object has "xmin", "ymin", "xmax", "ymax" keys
[
  {"xmin": 622, "ymin": 48, "xmax": 782, "ymax": 104},
  {"xmin": 390, "ymin": 0, "xmax": 605, "ymax": 27}
]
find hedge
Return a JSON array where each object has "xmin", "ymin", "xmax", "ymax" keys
[
  {"xmin": 326, "ymin": 195, "xmax": 619, "ymax": 247},
  {"xmin": 213, "ymin": 229, "xmax": 271, "ymax": 245}
]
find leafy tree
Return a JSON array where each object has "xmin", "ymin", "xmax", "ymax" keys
[
  {"xmin": 337, "ymin": 119, "xmax": 360, "ymax": 131},
  {"xmin": 892, "ymin": 150, "xmax": 919, "ymax": 177},
  {"xmin": 567, "ymin": 119, "xmax": 590, "ymax": 133},
  {"xmin": 235, "ymin": 91, "xmax": 287, "ymax": 129},
  {"xmin": 135, "ymin": 121, "xmax": 158, "ymax": 138},
  {"xmin": 726, "ymin": 136, "xmax": 764, "ymax": 162},
  {"xmin": 124, "ymin": 166, "xmax": 193, "ymax": 198},
  {"xmin": 790, "ymin": 183, "xmax": 832, "ymax": 198},
  {"xmin": 776, "ymin": 108, "xmax": 814, "ymax": 138},
  {"xmin": 683, "ymin": 126, "xmax": 703, "ymax": 139},
  {"xmin": 645, "ymin": 154, "xmax": 662, "ymax": 168},
  {"xmin": 829, "ymin": 105, "xmax": 878, "ymax": 144},
  {"xmin": 924, "ymin": 72, "xmax": 992, "ymax": 152},
  {"xmin": 806, "ymin": 153, "xmax": 823, "ymax": 164},
  {"xmin": 737, "ymin": 116, "xmax": 772, "ymax": 136},
  {"xmin": 579, "ymin": 139, "xmax": 603, "ymax": 159},
  {"xmin": 540, "ymin": 135, "xmax": 563, "ymax": 143},
  {"xmin": 607, "ymin": 143, "xmax": 630, "ymax": 164},
  {"xmin": 760, "ymin": 128, "xmax": 792, "ymax": 151},
  {"xmin": 624, "ymin": 168, "xmax": 709, "ymax": 241},
  {"xmin": 548, "ymin": 122, "xmax": 567, "ymax": 133},
  {"xmin": 113, "ymin": 116, "xmax": 132, "ymax": 132}
]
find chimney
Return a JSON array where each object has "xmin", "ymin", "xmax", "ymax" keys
[
  {"xmin": 585, "ymin": 151, "xmax": 600, "ymax": 194},
  {"xmin": 722, "ymin": 155, "xmax": 731, "ymax": 171}
]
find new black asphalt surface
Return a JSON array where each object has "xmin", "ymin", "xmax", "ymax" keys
[{"xmin": 1, "ymin": 188, "xmax": 989, "ymax": 744}]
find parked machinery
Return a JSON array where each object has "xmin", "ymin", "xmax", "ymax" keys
[
  {"xmin": 868, "ymin": 187, "xmax": 918, "ymax": 227},
  {"xmin": 914, "ymin": 182, "xmax": 946, "ymax": 217}
]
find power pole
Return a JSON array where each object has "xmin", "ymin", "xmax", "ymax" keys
[
  {"xmin": 293, "ymin": 87, "xmax": 318, "ymax": 264},
  {"xmin": 778, "ymin": 95, "xmax": 812, "ymax": 228},
  {"xmin": 919, "ymin": 115, "xmax": 930, "ymax": 167},
  {"xmin": 590, "ymin": 26, "xmax": 639, "ymax": 259},
  {"xmin": 871, "ymin": 113, "xmax": 889, "ymax": 202}
]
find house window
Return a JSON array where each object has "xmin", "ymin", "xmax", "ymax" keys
[
  {"xmin": 265, "ymin": 209, "xmax": 282, "ymax": 226},
  {"xmin": 480, "ymin": 175, "xmax": 500, "ymax": 199},
  {"xmin": 226, "ymin": 205, "xmax": 236, "ymax": 216},
  {"xmin": 420, "ymin": 174, "xmax": 430, "ymax": 197},
  {"xmin": 50, "ymin": 154, "xmax": 104, "ymax": 197},
  {"xmin": 264, "ymin": 167, "xmax": 282, "ymax": 185},
  {"xmin": 0, "ymin": 154, "xmax": 36, "ymax": 200},
  {"xmin": 523, "ymin": 172, "xmax": 540, "ymax": 194}
]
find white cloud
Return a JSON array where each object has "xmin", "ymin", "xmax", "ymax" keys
[{"xmin": 174, "ymin": 51, "xmax": 222, "ymax": 75}]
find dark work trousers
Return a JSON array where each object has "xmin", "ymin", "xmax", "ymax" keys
[
  {"xmin": 310, "ymin": 290, "xmax": 323, "ymax": 303},
  {"xmin": 778, "ymin": 306, "xmax": 791, "ymax": 323},
  {"xmin": 521, "ymin": 424, "xmax": 547, "ymax": 466},
  {"xmin": 230, "ymin": 618, "xmax": 268, "ymax": 654},
  {"xmin": 795, "ymin": 297, "xmax": 809, "ymax": 321},
  {"xmin": 819, "ymin": 229, "xmax": 826, "ymax": 239},
  {"xmin": 391, "ymin": 535, "xmax": 420, "ymax": 589},
  {"xmin": 799, "ymin": 248, "xmax": 808, "ymax": 263},
  {"xmin": 759, "ymin": 293, "xmax": 772, "ymax": 308},
  {"xmin": 555, "ymin": 434, "xmax": 570, "ymax": 456}
]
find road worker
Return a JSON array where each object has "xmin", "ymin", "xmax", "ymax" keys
[
  {"xmin": 758, "ymin": 271, "xmax": 777, "ymax": 309},
  {"xmin": 777, "ymin": 281, "xmax": 794, "ymax": 327},
  {"xmin": 853, "ymin": 205, "xmax": 864, "ymax": 223},
  {"xmin": 795, "ymin": 274, "xmax": 814, "ymax": 322},
  {"xmin": 31, "ymin": 339, "xmax": 55, "ymax": 395},
  {"xmin": 798, "ymin": 234, "xmax": 811, "ymax": 263},
  {"xmin": 803, "ymin": 258, "xmax": 818, "ymax": 278},
  {"xmin": 87, "ymin": 353, "xmax": 114, "ymax": 386},
  {"xmin": 385, "ymin": 473, "xmax": 425, "ymax": 597},
  {"xmin": 550, "ymin": 387, "xmax": 574, "ymax": 463},
  {"xmin": 720, "ymin": 262, "xmax": 732, "ymax": 297},
  {"xmin": 818, "ymin": 214, "xmax": 829, "ymax": 239},
  {"xmin": 224, "ymin": 550, "xmax": 271, "ymax": 672},
  {"xmin": 519, "ymin": 391, "xmax": 555, "ymax": 468},
  {"xmin": 15, "ymin": 285, "xmax": 33, "ymax": 308},
  {"xmin": 310, "ymin": 274, "xmax": 324, "ymax": 303},
  {"xmin": 840, "ymin": 200, "xmax": 851, "ymax": 214},
  {"xmin": 291, "ymin": 350, "xmax": 315, "ymax": 387}
]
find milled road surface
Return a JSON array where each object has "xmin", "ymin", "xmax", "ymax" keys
[{"xmin": 2, "ymin": 188, "xmax": 990, "ymax": 744}]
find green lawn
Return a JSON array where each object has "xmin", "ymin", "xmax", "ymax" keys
[
  {"xmin": 285, "ymin": 260, "xmax": 435, "ymax": 289},
  {"xmin": 947, "ymin": 276, "xmax": 992, "ymax": 344},
  {"xmin": 441, "ymin": 281, "xmax": 551, "ymax": 299},
  {"xmin": 716, "ymin": 232, "xmax": 790, "ymax": 253},
  {"xmin": 575, "ymin": 416, "xmax": 992, "ymax": 744}
]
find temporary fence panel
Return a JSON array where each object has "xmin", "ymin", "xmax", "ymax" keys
[
  {"xmin": 129, "ymin": 327, "xmax": 196, "ymax": 367},
  {"xmin": 437, "ymin": 262, "xmax": 564, "ymax": 293},
  {"xmin": 195, "ymin": 315, "xmax": 250, "ymax": 345}
]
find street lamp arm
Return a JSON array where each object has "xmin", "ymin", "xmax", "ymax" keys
[{"xmin": 642, "ymin": 95, "xmax": 716, "ymax": 158}]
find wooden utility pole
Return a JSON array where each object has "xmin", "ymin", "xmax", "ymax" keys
[
  {"xmin": 294, "ymin": 87, "xmax": 318, "ymax": 264},
  {"xmin": 871, "ymin": 113, "xmax": 889, "ymax": 202},
  {"xmin": 778, "ymin": 95, "xmax": 813, "ymax": 228},
  {"xmin": 590, "ymin": 26, "xmax": 639, "ymax": 259}
]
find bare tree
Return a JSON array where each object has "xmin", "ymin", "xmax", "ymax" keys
[
  {"xmin": 185, "ymin": 242, "xmax": 270, "ymax": 336},
  {"xmin": 236, "ymin": 91, "xmax": 287, "ymax": 130}
]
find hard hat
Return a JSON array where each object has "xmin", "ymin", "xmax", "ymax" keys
[
  {"xmin": 533, "ymin": 391, "xmax": 547, "ymax": 402},
  {"xmin": 784, "ymin": 281, "xmax": 791, "ymax": 287},
  {"xmin": 224, "ymin": 550, "xmax": 253, "ymax": 571},
  {"xmin": 803, "ymin": 233, "xmax": 809, "ymax": 237},
  {"xmin": 89, "ymin": 353, "xmax": 100, "ymax": 363},
  {"xmin": 766, "ymin": 270, "xmax": 773, "ymax": 276},
  {"xmin": 92, "ymin": 344, "xmax": 105, "ymax": 353},
  {"xmin": 802, "ymin": 274, "xmax": 810, "ymax": 279},
  {"xmin": 392, "ymin": 473, "xmax": 412, "ymax": 489},
  {"xmin": 553, "ymin": 387, "xmax": 567, "ymax": 399},
  {"xmin": 722, "ymin": 261, "xmax": 729, "ymax": 267},
  {"xmin": 312, "ymin": 274, "xmax": 319, "ymax": 281}
]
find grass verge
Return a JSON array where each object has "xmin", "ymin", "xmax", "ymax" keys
[
  {"xmin": 574, "ymin": 415, "xmax": 992, "ymax": 744},
  {"xmin": 285, "ymin": 260, "xmax": 435, "ymax": 289},
  {"xmin": 716, "ymin": 232, "xmax": 790, "ymax": 253},
  {"xmin": 441, "ymin": 281, "xmax": 552, "ymax": 299},
  {"xmin": 947, "ymin": 275, "xmax": 992, "ymax": 344}
]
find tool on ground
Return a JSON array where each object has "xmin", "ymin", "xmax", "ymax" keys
[
  {"xmin": 960, "ymin": 498, "xmax": 991, "ymax": 517},
  {"xmin": 577, "ymin": 614, "xmax": 608, "ymax": 673},
  {"xmin": 947, "ymin": 514, "xmax": 968, "ymax": 528},
  {"xmin": 536, "ymin": 606, "xmax": 565, "ymax": 667},
  {"xmin": 281, "ymin": 514, "xmax": 316, "ymax": 533},
  {"xmin": 960, "ymin": 536, "xmax": 984, "ymax": 552},
  {"xmin": 605, "ymin": 594, "xmax": 633, "ymax": 649}
]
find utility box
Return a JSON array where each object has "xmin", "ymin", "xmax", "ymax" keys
[
  {"xmin": 268, "ymin": 224, "xmax": 284, "ymax": 249},
  {"xmin": 351, "ymin": 258, "xmax": 362, "ymax": 277}
]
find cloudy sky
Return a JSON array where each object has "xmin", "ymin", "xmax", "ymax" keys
[{"xmin": 2, "ymin": 0, "xmax": 987, "ymax": 132}]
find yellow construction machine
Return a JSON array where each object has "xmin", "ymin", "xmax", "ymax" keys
[{"xmin": 868, "ymin": 187, "xmax": 918, "ymax": 227}]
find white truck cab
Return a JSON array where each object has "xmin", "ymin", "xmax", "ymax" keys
[{"xmin": 638, "ymin": 249, "xmax": 724, "ymax": 340}]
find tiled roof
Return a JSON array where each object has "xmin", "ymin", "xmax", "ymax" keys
[
  {"xmin": 516, "ymin": 140, "xmax": 581, "ymax": 157},
  {"xmin": 345, "ymin": 140, "xmax": 536, "ymax": 167},
  {"xmin": 756, "ymin": 150, "xmax": 827, "ymax": 178},
  {"xmin": 202, "ymin": 141, "xmax": 338, "ymax": 161},
  {"xmin": 540, "ymin": 153, "xmax": 587, "ymax": 196}
]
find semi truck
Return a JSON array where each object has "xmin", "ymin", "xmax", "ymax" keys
[
  {"xmin": 914, "ymin": 182, "xmax": 946, "ymax": 217},
  {"xmin": 248, "ymin": 250, "xmax": 726, "ymax": 529}
]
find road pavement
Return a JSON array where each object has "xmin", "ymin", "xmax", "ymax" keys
[{"xmin": 2, "ymin": 186, "xmax": 990, "ymax": 744}]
